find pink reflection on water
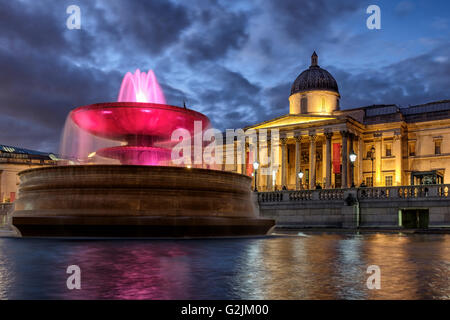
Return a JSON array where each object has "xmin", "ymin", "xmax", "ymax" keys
[{"xmin": 117, "ymin": 69, "xmax": 167, "ymax": 104}]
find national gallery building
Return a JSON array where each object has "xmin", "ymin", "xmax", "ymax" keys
[{"xmin": 225, "ymin": 52, "xmax": 450, "ymax": 191}]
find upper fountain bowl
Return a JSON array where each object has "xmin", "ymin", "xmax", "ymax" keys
[{"xmin": 70, "ymin": 102, "xmax": 210, "ymax": 142}]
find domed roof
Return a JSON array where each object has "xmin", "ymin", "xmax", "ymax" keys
[{"xmin": 290, "ymin": 52, "xmax": 339, "ymax": 95}]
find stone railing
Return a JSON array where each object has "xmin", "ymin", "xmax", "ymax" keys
[
  {"xmin": 357, "ymin": 185, "xmax": 450, "ymax": 199},
  {"xmin": 258, "ymin": 184, "xmax": 450, "ymax": 203}
]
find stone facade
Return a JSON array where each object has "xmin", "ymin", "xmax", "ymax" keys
[
  {"xmin": 223, "ymin": 53, "xmax": 450, "ymax": 191},
  {"xmin": 258, "ymin": 185, "xmax": 450, "ymax": 228},
  {"xmin": 0, "ymin": 145, "xmax": 57, "ymax": 203}
]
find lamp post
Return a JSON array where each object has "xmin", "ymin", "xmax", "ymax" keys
[
  {"xmin": 349, "ymin": 150, "xmax": 357, "ymax": 188},
  {"xmin": 370, "ymin": 146, "xmax": 375, "ymax": 187},
  {"xmin": 298, "ymin": 171, "xmax": 304, "ymax": 190},
  {"xmin": 253, "ymin": 161, "xmax": 259, "ymax": 192}
]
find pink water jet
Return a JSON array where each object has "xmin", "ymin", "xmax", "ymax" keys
[
  {"xmin": 118, "ymin": 69, "xmax": 167, "ymax": 104},
  {"xmin": 63, "ymin": 69, "xmax": 210, "ymax": 166}
]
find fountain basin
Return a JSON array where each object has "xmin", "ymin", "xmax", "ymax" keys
[
  {"xmin": 11, "ymin": 165, "xmax": 275, "ymax": 237},
  {"xmin": 70, "ymin": 102, "xmax": 210, "ymax": 141}
]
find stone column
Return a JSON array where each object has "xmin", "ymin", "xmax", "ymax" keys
[
  {"xmin": 374, "ymin": 133, "xmax": 382, "ymax": 186},
  {"xmin": 349, "ymin": 133, "xmax": 355, "ymax": 187},
  {"xmin": 281, "ymin": 137, "xmax": 287, "ymax": 188},
  {"xmin": 266, "ymin": 140, "xmax": 272, "ymax": 191},
  {"xmin": 341, "ymin": 131, "xmax": 348, "ymax": 188},
  {"xmin": 241, "ymin": 142, "xmax": 248, "ymax": 175},
  {"xmin": 309, "ymin": 134, "xmax": 317, "ymax": 189},
  {"xmin": 324, "ymin": 131, "xmax": 333, "ymax": 189},
  {"xmin": 358, "ymin": 135, "xmax": 363, "ymax": 186},
  {"xmin": 394, "ymin": 132, "xmax": 402, "ymax": 186},
  {"xmin": 295, "ymin": 135, "xmax": 302, "ymax": 190},
  {"xmin": 256, "ymin": 139, "xmax": 261, "ymax": 190}
]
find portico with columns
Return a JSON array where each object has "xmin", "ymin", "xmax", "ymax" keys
[
  {"xmin": 224, "ymin": 52, "xmax": 450, "ymax": 190},
  {"xmin": 244, "ymin": 121, "xmax": 363, "ymax": 191}
]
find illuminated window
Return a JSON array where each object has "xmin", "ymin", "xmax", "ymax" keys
[
  {"xmin": 385, "ymin": 176, "xmax": 393, "ymax": 186},
  {"xmin": 366, "ymin": 177, "xmax": 373, "ymax": 187},
  {"xmin": 385, "ymin": 144, "xmax": 392, "ymax": 157},
  {"xmin": 435, "ymin": 140, "xmax": 442, "ymax": 155},
  {"xmin": 321, "ymin": 97, "xmax": 326, "ymax": 112}
]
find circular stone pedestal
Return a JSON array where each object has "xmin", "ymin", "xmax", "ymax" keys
[{"xmin": 11, "ymin": 165, "xmax": 275, "ymax": 238}]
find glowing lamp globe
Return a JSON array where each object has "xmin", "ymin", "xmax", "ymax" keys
[{"xmin": 349, "ymin": 151, "xmax": 357, "ymax": 163}]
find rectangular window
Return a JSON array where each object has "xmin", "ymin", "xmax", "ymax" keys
[
  {"xmin": 366, "ymin": 177, "xmax": 373, "ymax": 187},
  {"xmin": 409, "ymin": 142, "xmax": 416, "ymax": 156},
  {"xmin": 435, "ymin": 140, "xmax": 442, "ymax": 155},
  {"xmin": 385, "ymin": 144, "xmax": 392, "ymax": 157},
  {"xmin": 385, "ymin": 176, "xmax": 393, "ymax": 186},
  {"xmin": 366, "ymin": 145, "xmax": 375, "ymax": 159},
  {"xmin": 301, "ymin": 97, "xmax": 307, "ymax": 114}
]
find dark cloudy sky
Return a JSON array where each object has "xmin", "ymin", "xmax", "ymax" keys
[{"xmin": 0, "ymin": 0, "xmax": 449, "ymax": 152}]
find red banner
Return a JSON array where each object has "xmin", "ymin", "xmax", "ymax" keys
[
  {"xmin": 333, "ymin": 143, "xmax": 341, "ymax": 174},
  {"xmin": 246, "ymin": 150, "xmax": 254, "ymax": 176}
]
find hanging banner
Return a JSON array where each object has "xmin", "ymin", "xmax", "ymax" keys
[{"xmin": 333, "ymin": 143, "xmax": 341, "ymax": 174}]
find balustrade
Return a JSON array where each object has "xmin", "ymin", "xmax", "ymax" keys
[{"xmin": 258, "ymin": 184, "xmax": 450, "ymax": 204}]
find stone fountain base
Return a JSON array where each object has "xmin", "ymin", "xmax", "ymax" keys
[{"xmin": 11, "ymin": 165, "xmax": 275, "ymax": 238}]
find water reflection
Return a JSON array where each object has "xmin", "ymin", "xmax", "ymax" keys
[{"xmin": 0, "ymin": 233, "xmax": 448, "ymax": 299}]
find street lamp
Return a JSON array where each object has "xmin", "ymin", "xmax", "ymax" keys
[
  {"xmin": 253, "ymin": 161, "xmax": 259, "ymax": 192},
  {"xmin": 370, "ymin": 146, "xmax": 375, "ymax": 187},
  {"xmin": 298, "ymin": 171, "xmax": 304, "ymax": 190},
  {"xmin": 349, "ymin": 150, "xmax": 357, "ymax": 188}
]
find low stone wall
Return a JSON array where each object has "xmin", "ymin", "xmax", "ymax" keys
[{"xmin": 258, "ymin": 185, "xmax": 450, "ymax": 229}]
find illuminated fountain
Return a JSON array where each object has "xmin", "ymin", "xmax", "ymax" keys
[
  {"xmin": 61, "ymin": 69, "xmax": 210, "ymax": 166},
  {"xmin": 11, "ymin": 69, "xmax": 275, "ymax": 237}
]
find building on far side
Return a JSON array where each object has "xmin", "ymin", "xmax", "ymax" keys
[
  {"xmin": 224, "ymin": 52, "xmax": 450, "ymax": 190},
  {"xmin": 0, "ymin": 144, "xmax": 57, "ymax": 203}
]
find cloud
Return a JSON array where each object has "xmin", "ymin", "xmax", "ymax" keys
[
  {"xmin": 336, "ymin": 44, "xmax": 450, "ymax": 109},
  {"xmin": 0, "ymin": 0, "xmax": 448, "ymax": 153},
  {"xmin": 180, "ymin": 5, "xmax": 249, "ymax": 65},
  {"xmin": 395, "ymin": 1, "xmax": 415, "ymax": 16}
]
